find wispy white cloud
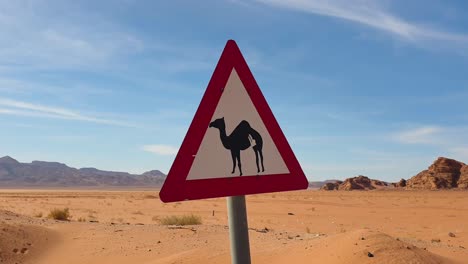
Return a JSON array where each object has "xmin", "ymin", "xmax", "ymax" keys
[
  {"xmin": 392, "ymin": 125, "xmax": 468, "ymax": 162},
  {"xmin": 0, "ymin": 98, "xmax": 134, "ymax": 127},
  {"xmin": 252, "ymin": 0, "xmax": 468, "ymax": 50},
  {"xmin": 142, "ymin": 144, "xmax": 179, "ymax": 156},
  {"xmin": 0, "ymin": 1, "xmax": 144, "ymax": 72},
  {"xmin": 393, "ymin": 126, "xmax": 442, "ymax": 144}
]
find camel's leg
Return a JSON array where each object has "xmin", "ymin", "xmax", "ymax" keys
[
  {"xmin": 253, "ymin": 146, "xmax": 260, "ymax": 173},
  {"xmin": 235, "ymin": 150, "xmax": 242, "ymax": 176},
  {"xmin": 259, "ymin": 148, "xmax": 265, "ymax": 172},
  {"xmin": 231, "ymin": 150, "xmax": 236, "ymax": 174}
]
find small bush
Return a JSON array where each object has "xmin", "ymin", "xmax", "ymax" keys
[
  {"xmin": 48, "ymin": 208, "xmax": 70, "ymax": 221},
  {"xmin": 159, "ymin": 214, "xmax": 202, "ymax": 226}
]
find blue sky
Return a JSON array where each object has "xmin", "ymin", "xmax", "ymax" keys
[{"xmin": 1, "ymin": 0, "xmax": 468, "ymax": 181}]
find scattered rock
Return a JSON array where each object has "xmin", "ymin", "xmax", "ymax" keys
[
  {"xmin": 250, "ymin": 227, "xmax": 270, "ymax": 233},
  {"xmin": 287, "ymin": 213, "xmax": 294, "ymax": 216},
  {"xmin": 448, "ymin": 232, "xmax": 456, "ymax": 238},
  {"xmin": 431, "ymin": 238, "xmax": 441, "ymax": 243},
  {"xmin": 367, "ymin": 252, "xmax": 374, "ymax": 257}
]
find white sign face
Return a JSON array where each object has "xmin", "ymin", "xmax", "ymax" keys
[{"xmin": 186, "ymin": 69, "xmax": 290, "ymax": 180}]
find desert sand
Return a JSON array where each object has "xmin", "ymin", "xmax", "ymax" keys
[{"xmin": 0, "ymin": 189, "xmax": 467, "ymax": 264}]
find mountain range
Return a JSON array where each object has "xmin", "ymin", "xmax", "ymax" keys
[{"xmin": 0, "ymin": 156, "xmax": 166, "ymax": 187}]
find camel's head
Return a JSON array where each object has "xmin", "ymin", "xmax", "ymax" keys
[{"xmin": 209, "ymin": 117, "xmax": 225, "ymax": 129}]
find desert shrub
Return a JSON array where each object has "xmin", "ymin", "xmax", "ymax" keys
[
  {"xmin": 48, "ymin": 208, "xmax": 70, "ymax": 221},
  {"xmin": 159, "ymin": 214, "xmax": 202, "ymax": 226},
  {"xmin": 77, "ymin": 217, "xmax": 86, "ymax": 222}
]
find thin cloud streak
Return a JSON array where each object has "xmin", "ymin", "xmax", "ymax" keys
[
  {"xmin": 142, "ymin": 145, "xmax": 179, "ymax": 156},
  {"xmin": 0, "ymin": 98, "xmax": 135, "ymax": 127},
  {"xmin": 393, "ymin": 126, "xmax": 442, "ymax": 144},
  {"xmin": 254, "ymin": 0, "xmax": 468, "ymax": 46},
  {"xmin": 392, "ymin": 125, "xmax": 468, "ymax": 162}
]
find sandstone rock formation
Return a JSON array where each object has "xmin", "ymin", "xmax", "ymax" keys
[
  {"xmin": 309, "ymin": 180, "xmax": 342, "ymax": 189},
  {"xmin": 320, "ymin": 181, "xmax": 342, "ymax": 190},
  {"xmin": 393, "ymin": 178, "xmax": 406, "ymax": 188},
  {"xmin": 406, "ymin": 157, "xmax": 466, "ymax": 189},
  {"xmin": 457, "ymin": 164, "xmax": 468, "ymax": 189},
  {"xmin": 320, "ymin": 176, "xmax": 388, "ymax": 191}
]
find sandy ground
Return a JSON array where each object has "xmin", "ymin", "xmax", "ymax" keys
[{"xmin": 0, "ymin": 189, "xmax": 467, "ymax": 264}]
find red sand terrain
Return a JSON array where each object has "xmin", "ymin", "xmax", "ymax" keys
[{"xmin": 0, "ymin": 189, "xmax": 467, "ymax": 264}]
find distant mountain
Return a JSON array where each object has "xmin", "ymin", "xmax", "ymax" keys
[{"xmin": 0, "ymin": 156, "xmax": 166, "ymax": 187}]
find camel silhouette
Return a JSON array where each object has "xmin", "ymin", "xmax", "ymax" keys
[{"xmin": 209, "ymin": 117, "xmax": 265, "ymax": 176}]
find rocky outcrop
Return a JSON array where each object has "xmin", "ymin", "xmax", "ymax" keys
[
  {"xmin": 320, "ymin": 181, "xmax": 342, "ymax": 190},
  {"xmin": 392, "ymin": 178, "xmax": 407, "ymax": 188},
  {"xmin": 458, "ymin": 165, "xmax": 468, "ymax": 189},
  {"xmin": 320, "ymin": 176, "xmax": 388, "ymax": 191},
  {"xmin": 310, "ymin": 180, "xmax": 342, "ymax": 189},
  {"xmin": 406, "ymin": 157, "xmax": 466, "ymax": 189}
]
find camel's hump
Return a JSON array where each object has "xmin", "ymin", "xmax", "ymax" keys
[
  {"xmin": 239, "ymin": 120, "xmax": 250, "ymax": 127},
  {"xmin": 231, "ymin": 120, "xmax": 252, "ymax": 134}
]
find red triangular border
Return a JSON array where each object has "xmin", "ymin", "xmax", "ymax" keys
[{"xmin": 159, "ymin": 40, "xmax": 308, "ymax": 202}]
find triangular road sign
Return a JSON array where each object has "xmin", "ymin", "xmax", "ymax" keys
[{"xmin": 160, "ymin": 40, "xmax": 308, "ymax": 202}]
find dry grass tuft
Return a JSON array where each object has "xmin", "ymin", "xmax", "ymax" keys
[
  {"xmin": 159, "ymin": 214, "xmax": 202, "ymax": 226},
  {"xmin": 48, "ymin": 208, "xmax": 70, "ymax": 221}
]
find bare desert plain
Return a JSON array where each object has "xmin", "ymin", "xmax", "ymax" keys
[{"xmin": 0, "ymin": 189, "xmax": 467, "ymax": 264}]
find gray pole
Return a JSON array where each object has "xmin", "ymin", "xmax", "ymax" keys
[{"xmin": 227, "ymin": 195, "xmax": 251, "ymax": 264}]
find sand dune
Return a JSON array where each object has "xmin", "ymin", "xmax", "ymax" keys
[
  {"xmin": 0, "ymin": 190, "xmax": 466, "ymax": 263},
  {"xmin": 0, "ymin": 211, "xmax": 58, "ymax": 264},
  {"xmin": 258, "ymin": 229, "xmax": 452, "ymax": 264}
]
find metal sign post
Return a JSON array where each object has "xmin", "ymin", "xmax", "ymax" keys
[{"xmin": 227, "ymin": 195, "xmax": 251, "ymax": 264}]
